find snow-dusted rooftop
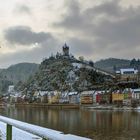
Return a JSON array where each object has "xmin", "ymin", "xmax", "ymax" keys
[{"xmin": 116, "ymin": 68, "xmax": 138, "ymax": 74}]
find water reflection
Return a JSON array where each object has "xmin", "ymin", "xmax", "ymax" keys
[{"xmin": 1, "ymin": 107, "xmax": 140, "ymax": 140}]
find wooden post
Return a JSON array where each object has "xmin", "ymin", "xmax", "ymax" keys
[{"xmin": 6, "ymin": 124, "xmax": 12, "ymax": 140}]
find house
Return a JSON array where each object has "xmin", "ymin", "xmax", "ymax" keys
[
  {"xmin": 33, "ymin": 91, "xmax": 41, "ymax": 103},
  {"xmin": 38, "ymin": 91, "xmax": 48, "ymax": 103},
  {"xmin": 95, "ymin": 91, "xmax": 102, "ymax": 103},
  {"xmin": 8, "ymin": 85, "xmax": 15, "ymax": 94},
  {"xmin": 116, "ymin": 68, "xmax": 138, "ymax": 81},
  {"xmin": 95, "ymin": 90, "xmax": 111, "ymax": 104},
  {"xmin": 131, "ymin": 88, "xmax": 140, "ymax": 105},
  {"xmin": 59, "ymin": 92, "xmax": 69, "ymax": 104},
  {"xmin": 112, "ymin": 90, "xmax": 124, "ymax": 104},
  {"xmin": 68, "ymin": 92, "xmax": 79, "ymax": 104},
  {"xmin": 80, "ymin": 91, "xmax": 94, "ymax": 104},
  {"xmin": 48, "ymin": 91, "xmax": 60, "ymax": 104},
  {"xmin": 122, "ymin": 88, "xmax": 132, "ymax": 106},
  {"xmin": 132, "ymin": 89, "xmax": 140, "ymax": 100}
]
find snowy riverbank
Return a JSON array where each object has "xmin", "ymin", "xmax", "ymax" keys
[
  {"xmin": 0, "ymin": 116, "xmax": 91, "ymax": 140},
  {"xmin": 85, "ymin": 105, "xmax": 140, "ymax": 111},
  {"xmin": 0, "ymin": 122, "xmax": 41, "ymax": 140}
]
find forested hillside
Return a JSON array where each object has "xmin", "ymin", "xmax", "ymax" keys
[
  {"xmin": 95, "ymin": 58, "xmax": 130, "ymax": 73},
  {"xmin": 0, "ymin": 63, "xmax": 39, "ymax": 94}
]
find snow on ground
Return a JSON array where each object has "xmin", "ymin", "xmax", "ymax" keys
[
  {"xmin": 0, "ymin": 116, "xmax": 91, "ymax": 140},
  {"xmin": 72, "ymin": 63, "xmax": 82, "ymax": 68},
  {"xmin": 0, "ymin": 122, "xmax": 41, "ymax": 140}
]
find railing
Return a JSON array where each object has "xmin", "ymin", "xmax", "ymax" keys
[{"xmin": 0, "ymin": 116, "xmax": 91, "ymax": 140}]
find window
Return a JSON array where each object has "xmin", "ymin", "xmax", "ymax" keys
[{"xmin": 123, "ymin": 71, "xmax": 134, "ymax": 74}]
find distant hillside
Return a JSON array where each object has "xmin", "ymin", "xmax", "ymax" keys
[
  {"xmin": 0, "ymin": 63, "xmax": 39, "ymax": 94},
  {"xmin": 95, "ymin": 58, "xmax": 130, "ymax": 73}
]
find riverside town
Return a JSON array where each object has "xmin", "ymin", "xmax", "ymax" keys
[
  {"xmin": 4, "ymin": 44, "xmax": 140, "ymax": 109},
  {"xmin": 1, "ymin": 1, "xmax": 140, "ymax": 140},
  {"xmin": 1, "ymin": 44, "xmax": 140, "ymax": 140}
]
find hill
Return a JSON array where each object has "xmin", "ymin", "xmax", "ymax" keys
[
  {"xmin": 95, "ymin": 58, "xmax": 130, "ymax": 73},
  {"xmin": 0, "ymin": 63, "xmax": 39, "ymax": 93},
  {"xmin": 18, "ymin": 54, "xmax": 113, "ymax": 93}
]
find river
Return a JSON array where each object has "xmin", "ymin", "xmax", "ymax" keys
[{"xmin": 0, "ymin": 107, "xmax": 140, "ymax": 140}]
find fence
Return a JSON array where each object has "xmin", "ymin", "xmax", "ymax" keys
[{"xmin": 0, "ymin": 116, "xmax": 91, "ymax": 140}]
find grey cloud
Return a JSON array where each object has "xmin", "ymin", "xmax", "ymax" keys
[
  {"xmin": 85, "ymin": 0, "xmax": 122, "ymax": 17},
  {"xmin": 94, "ymin": 13, "xmax": 140, "ymax": 48},
  {"xmin": 2, "ymin": 25, "xmax": 65, "ymax": 68},
  {"xmin": 54, "ymin": 0, "xmax": 88, "ymax": 30},
  {"xmin": 54, "ymin": 0, "xmax": 123, "ymax": 32},
  {"xmin": 0, "ymin": 37, "xmax": 62, "ymax": 68},
  {"xmin": 4, "ymin": 26, "xmax": 52, "ymax": 45},
  {"xmin": 2, "ymin": 0, "xmax": 140, "ymax": 68},
  {"xmin": 14, "ymin": 5, "xmax": 31, "ymax": 15},
  {"xmin": 67, "ymin": 38, "xmax": 94, "ymax": 56},
  {"xmin": 53, "ymin": 0, "xmax": 140, "ymax": 57}
]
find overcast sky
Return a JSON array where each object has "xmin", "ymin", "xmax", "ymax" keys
[{"xmin": 0, "ymin": 0, "xmax": 140, "ymax": 68}]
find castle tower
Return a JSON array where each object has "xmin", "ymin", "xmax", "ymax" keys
[{"xmin": 63, "ymin": 43, "xmax": 69, "ymax": 56}]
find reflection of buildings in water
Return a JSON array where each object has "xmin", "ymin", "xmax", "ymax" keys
[
  {"xmin": 112, "ymin": 112, "xmax": 123, "ymax": 129},
  {"xmin": 80, "ymin": 110, "xmax": 93, "ymax": 128},
  {"xmin": 96, "ymin": 111, "xmax": 112, "ymax": 130},
  {"xmin": 131, "ymin": 112, "xmax": 140, "ymax": 129},
  {"xmin": 58, "ymin": 110, "xmax": 80, "ymax": 132},
  {"xmin": 40, "ymin": 109, "xmax": 45, "ymax": 121},
  {"xmin": 48, "ymin": 109, "xmax": 59, "ymax": 127},
  {"xmin": 67, "ymin": 110, "xmax": 80, "ymax": 131},
  {"xmin": 4, "ymin": 107, "xmax": 140, "ymax": 140},
  {"xmin": 111, "ymin": 112, "xmax": 136, "ymax": 130},
  {"xmin": 47, "ymin": 109, "xmax": 80, "ymax": 131}
]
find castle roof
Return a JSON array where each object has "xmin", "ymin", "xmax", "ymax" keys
[{"xmin": 63, "ymin": 43, "xmax": 69, "ymax": 49}]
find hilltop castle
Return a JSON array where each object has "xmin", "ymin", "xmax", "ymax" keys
[{"xmin": 63, "ymin": 43, "xmax": 69, "ymax": 56}]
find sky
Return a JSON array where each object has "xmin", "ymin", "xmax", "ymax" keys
[{"xmin": 0, "ymin": 0, "xmax": 140, "ymax": 68}]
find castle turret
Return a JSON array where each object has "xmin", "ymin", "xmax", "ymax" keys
[{"xmin": 63, "ymin": 43, "xmax": 69, "ymax": 56}]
